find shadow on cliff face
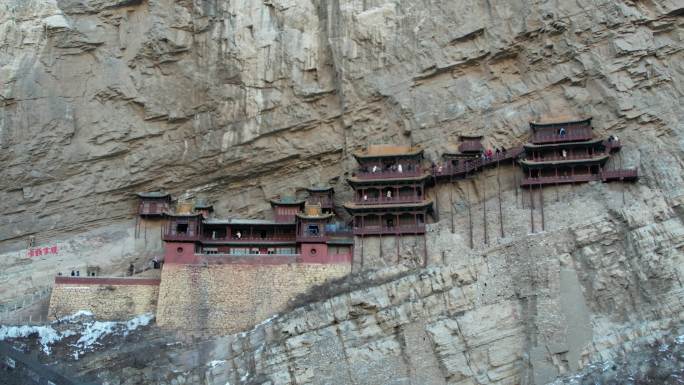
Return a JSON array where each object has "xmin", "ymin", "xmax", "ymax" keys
[
  {"xmin": 551, "ymin": 329, "xmax": 684, "ymax": 385},
  {"xmin": 287, "ymin": 265, "xmax": 418, "ymax": 311}
]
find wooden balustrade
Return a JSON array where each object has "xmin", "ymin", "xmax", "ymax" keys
[
  {"xmin": 355, "ymin": 195, "xmax": 423, "ymax": 205},
  {"xmin": 355, "ymin": 168, "xmax": 423, "ymax": 180},
  {"xmin": 353, "ymin": 224, "xmax": 426, "ymax": 235},
  {"xmin": 532, "ymin": 129, "xmax": 592, "ymax": 144}
]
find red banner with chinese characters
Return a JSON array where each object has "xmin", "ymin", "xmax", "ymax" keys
[{"xmin": 27, "ymin": 245, "xmax": 59, "ymax": 257}]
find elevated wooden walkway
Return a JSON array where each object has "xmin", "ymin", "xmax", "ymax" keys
[{"xmin": 433, "ymin": 146, "xmax": 524, "ymax": 180}]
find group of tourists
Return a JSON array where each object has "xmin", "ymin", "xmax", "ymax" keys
[
  {"xmin": 481, "ymin": 147, "xmax": 507, "ymax": 162},
  {"xmin": 364, "ymin": 162, "xmax": 413, "ymax": 174}
]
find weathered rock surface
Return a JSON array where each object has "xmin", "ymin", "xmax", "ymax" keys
[{"xmin": 1, "ymin": 0, "xmax": 683, "ymax": 384}]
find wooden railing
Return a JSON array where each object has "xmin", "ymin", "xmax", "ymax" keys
[
  {"xmin": 520, "ymin": 169, "xmax": 638, "ymax": 186},
  {"xmin": 307, "ymin": 196, "xmax": 333, "ymax": 207},
  {"xmin": 163, "ymin": 232, "xmax": 198, "ymax": 241},
  {"xmin": 355, "ymin": 195, "xmax": 424, "ymax": 205},
  {"xmin": 603, "ymin": 140, "xmax": 622, "ymax": 152},
  {"xmin": 524, "ymin": 152, "xmax": 606, "ymax": 162},
  {"xmin": 354, "ymin": 168, "xmax": 423, "ymax": 180},
  {"xmin": 434, "ymin": 146, "xmax": 523, "ymax": 178},
  {"xmin": 353, "ymin": 224, "xmax": 426, "ymax": 235},
  {"xmin": 201, "ymin": 235, "xmax": 296, "ymax": 242},
  {"xmin": 296, "ymin": 234, "xmax": 329, "ymax": 242},
  {"xmin": 601, "ymin": 169, "xmax": 638, "ymax": 180},
  {"xmin": 532, "ymin": 129, "xmax": 592, "ymax": 144},
  {"xmin": 521, "ymin": 174, "xmax": 600, "ymax": 186}
]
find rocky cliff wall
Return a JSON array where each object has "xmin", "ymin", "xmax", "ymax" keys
[{"xmin": 0, "ymin": 0, "xmax": 683, "ymax": 384}]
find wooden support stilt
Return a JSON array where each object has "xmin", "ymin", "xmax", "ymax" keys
[
  {"xmin": 497, "ymin": 161, "xmax": 504, "ymax": 239},
  {"xmin": 483, "ymin": 176, "xmax": 488, "ymax": 245},
  {"xmin": 423, "ymin": 234, "xmax": 428, "ymax": 267},
  {"xmin": 379, "ymin": 233, "xmax": 383, "ymax": 263},
  {"xmin": 467, "ymin": 183, "xmax": 473, "ymax": 249},
  {"xmin": 514, "ymin": 171, "xmax": 519, "ymax": 208},
  {"xmin": 556, "ymin": 183, "xmax": 559, "ymax": 202},
  {"xmin": 521, "ymin": 182, "xmax": 525, "ymax": 209},
  {"xmin": 530, "ymin": 187, "xmax": 535, "ymax": 233},
  {"xmin": 449, "ymin": 181, "xmax": 455, "ymax": 234},
  {"xmin": 620, "ymin": 152, "xmax": 625, "ymax": 206},
  {"xmin": 540, "ymin": 184, "xmax": 545, "ymax": 232},
  {"xmin": 360, "ymin": 235, "xmax": 364, "ymax": 271},
  {"xmin": 396, "ymin": 235, "xmax": 401, "ymax": 264}
]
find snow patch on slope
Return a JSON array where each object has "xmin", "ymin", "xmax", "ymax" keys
[{"xmin": 0, "ymin": 312, "xmax": 154, "ymax": 356}]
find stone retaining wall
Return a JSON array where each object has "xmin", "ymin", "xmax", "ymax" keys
[
  {"xmin": 47, "ymin": 277, "xmax": 160, "ymax": 320},
  {"xmin": 156, "ymin": 262, "xmax": 351, "ymax": 334}
]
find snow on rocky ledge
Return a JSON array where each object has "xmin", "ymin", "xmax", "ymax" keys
[{"xmin": 0, "ymin": 311, "xmax": 154, "ymax": 357}]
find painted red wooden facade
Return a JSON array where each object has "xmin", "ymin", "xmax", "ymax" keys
[
  {"xmin": 520, "ymin": 118, "xmax": 638, "ymax": 187},
  {"xmin": 160, "ymin": 192, "xmax": 352, "ymax": 265},
  {"xmin": 344, "ymin": 146, "xmax": 433, "ymax": 236}
]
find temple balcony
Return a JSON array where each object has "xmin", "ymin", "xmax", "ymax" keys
[
  {"xmin": 354, "ymin": 168, "xmax": 423, "ymax": 180},
  {"xmin": 353, "ymin": 224, "xmax": 426, "ymax": 236},
  {"xmin": 307, "ymin": 196, "xmax": 334, "ymax": 209},
  {"xmin": 603, "ymin": 139, "xmax": 622, "ymax": 152},
  {"xmin": 531, "ymin": 128, "xmax": 593, "ymax": 144},
  {"xmin": 163, "ymin": 232, "xmax": 199, "ymax": 241},
  {"xmin": 520, "ymin": 174, "xmax": 600, "ymax": 186},
  {"xmin": 354, "ymin": 195, "xmax": 424, "ymax": 205},
  {"xmin": 519, "ymin": 153, "xmax": 608, "ymax": 166},
  {"xmin": 520, "ymin": 168, "xmax": 638, "ymax": 186},
  {"xmin": 601, "ymin": 169, "xmax": 638, "ymax": 182},
  {"xmin": 296, "ymin": 234, "xmax": 330, "ymax": 243},
  {"xmin": 201, "ymin": 235, "xmax": 296, "ymax": 243}
]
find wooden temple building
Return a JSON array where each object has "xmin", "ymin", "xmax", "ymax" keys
[
  {"xmin": 152, "ymin": 190, "xmax": 353, "ymax": 265},
  {"xmin": 519, "ymin": 117, "xmax": 638, "ymax": 187},
  {"xmin": 343, "ymin": 145, "xmax": 433, "ymax": 236},
  {"xmin": 138, "ymin": 116, "xmax": 637, "ymax": 265},
  {"xmin": 135, "ymin": 192, "xmax": 171, "ymax": 217}
]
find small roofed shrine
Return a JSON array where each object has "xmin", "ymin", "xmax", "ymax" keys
[
  {"xmin": 306, "ymin": 186, "xmax": 335, "ymax": 213},
  {"xmin": 135, "ymin": 192, "xmax": 171, "ymax": 217},
  {"xmin": 194, "ymin": 198, "xmax": 214, "ymax": 218},
  {"xmin": 344, "ymin": 145, "xmax": 433, "ymax": 236},
  {"xmin": 270, "ymin": 196, "xmax": 306, "ymax": 223},
  {"xmin": 161, "ymin": 190, "xmax": 353, "ymax": 264},
  {"xmin": 520, "ymin": 117, "xmax": 638, "ymax": 187},
  {"xmin": 458, "ymin": 135, "xmax": 484, "ymax": 154}
]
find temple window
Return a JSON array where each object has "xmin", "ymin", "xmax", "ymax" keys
[{"xmin": 176, "ymin": 223, "xmax": 188, "ymax": 234}]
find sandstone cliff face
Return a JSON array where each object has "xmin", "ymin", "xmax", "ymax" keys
[{"xmin": 1, "ymin": 0, "xmax": 683, "ymax": 384}]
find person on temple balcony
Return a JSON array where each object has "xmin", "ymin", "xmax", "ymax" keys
[
  {"xmin": 363, "ymin": 194, "xmax": 368, "ymax": 201},
  {"xmin": 559, "ymin": 127, "xmax": 566, "ymax": 137},
  {"xmin": 437, "ymin": 164, "xmax": 443, "ymax": 173},
  {"xmin": 613, "ymin": 134, "xmax": 619, "ymax": 142},
  {"xmin": 386, "ymin": 190, "xmax": 392, "ymax": 199},
  {"xmin": 495, "ymin": 148, "xmax": 500, "ymax": 156},
  {"xmin": 562, "ymin": 149, "xmax": 567, "ymax": 159},
  {"xmin": 398, "ymin": 164, "xmax": 403, "ymax": 173},
  {"xmin": 372, "ymin": 165, "xmax": 379, "ymax": 173},
  {"xmin": 236, "ymin": 231, "xmax": 242, "ymax": 239}
]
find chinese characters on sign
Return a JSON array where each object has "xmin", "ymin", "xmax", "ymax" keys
[{"xmin": 27, "ymin": 245, "xmax": 59, "ymax": 257}]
